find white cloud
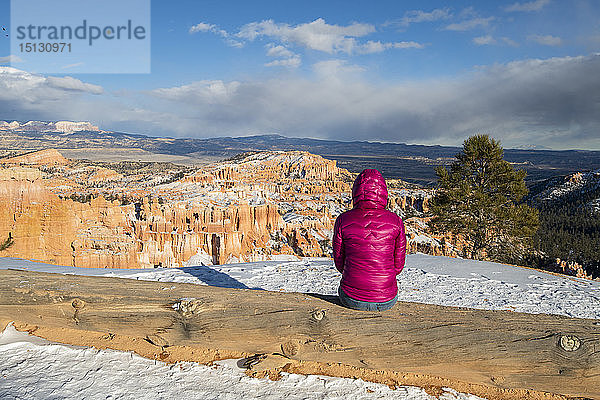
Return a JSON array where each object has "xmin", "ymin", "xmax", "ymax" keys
[
  {"xmin": 358, "ymin": 40, "xmax": 424, "ymax": 54},
  {"xmin": 265, "ymin": 56, "xmax": 301, "ymax": 68},
  {"xmin": 264, "ymin": 44, "xmax": 301, "ymax": 68},
  {"xmin": 189, "ymin": 22, "xmax": 243, "ymax": 47},
  {"xmin": 189, "ymin": 22, "xmax": 229, "ymax": 39},
  {"xmin": 144, "ymin": 54, "xmax": 600, "ymax": 149},
  {"xmin": 458, "ymin": 7, "xmax": 477, "ymax": 18},
  {"xmin": 189, "ymin": 23, "xmax": 217, "ymax": 33},
  {"xmin": 151, "ymin": 80, "xmax": 240, "ymax": 104},
  {"xmin": 61, "ymin": 62, "xmax": 85, "ymax": 70},
  {"xmin": 192, "ymin": 18, "xmax": 422, "ymax": 56},
  {"xmin": 473, "ymin": 36, "xmax": 520, "ymax": 47},
  {"xmin": 505, "ymin": 0, "xmax": 550, "ymax": 12},
  {"xmin": 445, "ymin": 17, "xmax": 494, "ymax": 31},
  {"xmin": 528, "ymin": 34, "xmax": 562, "ymax": 46},
  {"xmin": 473, "ymin": 35, "xmax": 497, "ymax": 45},
  {"xmin": 266, "ymin": 44, "xmax": 295, "ymax": 59},
  {"xmin": 0, "ymin": 67, "xmax": 103, "ymax": 98},
  {"xmin": 0, "ymin": 55, "xmax": 23, "ymax": 64},
  {"xmin": 0, "ymin": 67, "xmax": 174, "ymax": 135},
  {"xmin": 4, "ymin": 55, "xmax": 600, "ymax": 150},
  {"xmin": 501, "ymin": 37, "xmax": 520, "ymax": 47},
  {"xmin": 237, "ymin": 18, "xmax": 376, "ymax": 54},
  {"xmin": 312, "ymin": 59, "xmax": 366, "ymax": 80},
  {"xmin": 45, "ymin": 76, "xmax": 103, "ymax": 94},
  {"xmin": 399, "ymin": 8, "xmax": 451, "ymax": 27},
  {"xmin": 391, "ymin": 41, "xmax": 425, "ymax": 49}
]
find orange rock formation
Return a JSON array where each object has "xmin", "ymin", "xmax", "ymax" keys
[
  {"xmin": 0, "ymin": 149, "xmax": 69, "ymax": 165},
  {"xmin": 0, "ymin": 150, "xmax": 437, "ymax": 268}
]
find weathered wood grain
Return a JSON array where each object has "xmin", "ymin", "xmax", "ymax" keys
[{"xmin": 0, "ymin": 269, "xmax": 598, "ymax": 399}]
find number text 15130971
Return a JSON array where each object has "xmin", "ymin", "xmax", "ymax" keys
[{"xmin": 19, "ymin": 42, "xmax": 72, "ymax": 53}]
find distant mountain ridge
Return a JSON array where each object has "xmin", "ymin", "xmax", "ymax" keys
[
  {"xmin": 511, "ymin": 144, "xmax": 553, "ymax": 150},
  {"xmin": 2, "ymin": 120, "xmax": 600, "ymax": 185},
  {"xmin": 0, "ymin": 120, "xmax": 101, "ymax": 134}
]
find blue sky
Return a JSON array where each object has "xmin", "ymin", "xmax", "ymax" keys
[{"xmin": 1, "ymin": 0, "xmax": 599, "ymax": 149}]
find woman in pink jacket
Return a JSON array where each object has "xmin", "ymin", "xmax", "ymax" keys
[{"xmin": 333, "ymin": 169, "xmax": 406, "ymax": 311}]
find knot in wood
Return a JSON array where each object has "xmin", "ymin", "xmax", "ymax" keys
[
  {"xmin": 281, "ymin": 341, "xmax": 299, "ymax": 357},
  {"xmin": 559, "ymin": 335, "xmax": 581, "ymax": 352},
  {"xmin": 71, "ymin": 298, "xmax": 85, "ymax": 310},
  {"xmin": 311, "ymin": 309, "xmax": 326, "ymax": 321},
  {"xmin": 173, "ymin": 298, "xmax": 203, "ymax": 316}
]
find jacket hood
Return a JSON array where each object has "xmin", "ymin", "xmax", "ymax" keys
[{"xmin": 352, "ymin": 169, "xmax": 388, "ymax": 209}]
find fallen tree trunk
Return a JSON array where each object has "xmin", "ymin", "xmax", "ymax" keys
[{"xmin": 0, "ymin": 269, "xmax": 598, "ymax": 400}]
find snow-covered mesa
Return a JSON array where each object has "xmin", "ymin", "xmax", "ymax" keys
[{"xmin": 0, "ymin": 120, "xmax": 100, "ymax": 133}]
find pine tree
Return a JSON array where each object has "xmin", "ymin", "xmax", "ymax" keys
[{"xmin": 429, "ymin": 134, "xmax": 539, "ymax": 262}]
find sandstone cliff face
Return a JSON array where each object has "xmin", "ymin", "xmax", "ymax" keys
[
  {"xmin": 130, "ymin": 198, "xmax": 284, "ymax": 267},
  {"xmin": 54, "ymin": 121, "xmax": 100, "ymax": 133},
  {"xmin": 0, "ymin": 149, "xmax": 69, "ymax": 166},
  {"xmin": 0, "ymin": 167, "xmax": 42, "ymax": 181},
  {"xmin": 389, "ymin": 190, "xmax": 429, "ymax": 213},
  {"xmin": 217, "ymin": 151, "xmax": 345, "ymax": 182},
  {"xmin": 0, "ymin": 169, "xmax": 290, "ymax": 268},
  {"xmin": 0, "ymin": 150, "xmax": 438, "ymax": 268},
  {"xmin": 0, "ymin": 167, "xmax": 77, "ymax": 266}
]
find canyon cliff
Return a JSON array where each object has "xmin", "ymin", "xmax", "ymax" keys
[{"xmin": 0, "ymin": 149, "xmax": 448, "ymax": 268}]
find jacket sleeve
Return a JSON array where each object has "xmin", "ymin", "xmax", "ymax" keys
[
  {"xmin": 333, "ymin": 216, "xmax": 345, "ymax": 273},
  {"xmin": 394, "ymin": 217, "xmax": 407, "ymax": 275}
]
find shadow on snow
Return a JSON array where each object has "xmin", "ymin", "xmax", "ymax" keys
[{"xmin": 178, "ymin": 266, "xmax": 251, "ymax": 290}]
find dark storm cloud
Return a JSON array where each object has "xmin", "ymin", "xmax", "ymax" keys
[
  {"xmin": 148, "ymin": 55, "xmax": 600, "ymax": 148},
  {"xmin": 2, "ymin": 54, "xmax": 600, "ymax": 149}
]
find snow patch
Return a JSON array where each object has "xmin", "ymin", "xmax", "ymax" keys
[
  {"xmin": 1, "ymin": 254, "xmax": 599, "ymax": 319},
  {"xmin": 0, "ymin": 324, "xmax": 484, "ymax": 400}
]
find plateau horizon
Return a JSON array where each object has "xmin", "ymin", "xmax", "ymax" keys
[{"xmin": 0, "ymin": 119, "xmax": 555, "ymax": 150}]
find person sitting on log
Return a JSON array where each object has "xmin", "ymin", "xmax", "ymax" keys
[{"xmin": 333, "ymin": 169, "xmax": 407, "ymax": 311}]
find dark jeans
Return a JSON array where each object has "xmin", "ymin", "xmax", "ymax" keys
[{"xmin": 338, "ymin": 286, "xmax": 397, "ymax": 311}]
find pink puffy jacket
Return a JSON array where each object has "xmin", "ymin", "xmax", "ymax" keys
[{"xmin": 333, "ymin": 169, "xmax": 406, "ymax": 302}]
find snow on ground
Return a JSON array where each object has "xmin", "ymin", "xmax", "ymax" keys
[
  {"xmin": 2, "ymin": 254, "xmax": 598, "ymax": 319},
  {"xmin": 0, "ymin": 324, "xmax": 482, "ymax": 400},
  {"xmin": 1, "ymin": 254, "xmax": 599, "ymax": 399}
]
